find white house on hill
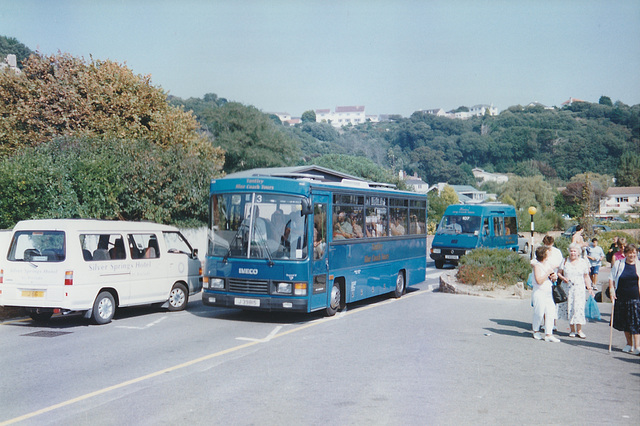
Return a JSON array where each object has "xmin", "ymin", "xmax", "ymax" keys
[
  {"xmin": 600, "ymin": 187, "xmax": 640, "ymax": 214},
  {"xmin": 316, "ymin": 106, "xmax": 366, "ymax": 128}
]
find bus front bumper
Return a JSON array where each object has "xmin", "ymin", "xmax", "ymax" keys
[{"xmin": 202, "ymin": 291, "xmax": 308, "ymax": 312}]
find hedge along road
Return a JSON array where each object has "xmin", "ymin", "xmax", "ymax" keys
[{"xmin": 1, "ymin": 280, "xmax": 638, "ymax": 425}]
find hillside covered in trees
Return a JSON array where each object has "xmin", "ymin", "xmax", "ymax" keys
[
  {"xmin": 172, "ymin": 93, "xmax": 640, "ymax": 188},
  {"xmin": 1, "ymin": 35, "xmax": 638, "ymax": 229}
]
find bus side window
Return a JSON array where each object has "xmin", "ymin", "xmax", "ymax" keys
[{"xmin": 483, "ymin": 218, "xmax": 489, "ymax": 236}]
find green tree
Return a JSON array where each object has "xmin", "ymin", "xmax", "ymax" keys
[
  {"xmin": 313, "ymin": 154, "xmax": 400, "ymax": 185},
  {"xmin": 599, "ymin": 96, "xmax": 613, "ymax": 106},
  {"xmin": 499, "ymin": 176, "xmax": 555, "ymax": 211},
  {"xmin": 0, "ymin": 36, "xmax": 33, "ymax": 68},
  {"xmin": 301, "ymin": 110, "xmax": 316, "ymax": 123},
  {"xmin": 0, "ymin": 137, "xmax": 222, "ymax": 228},
  {"xmin": 616, "ymin": 153, "xmax": 640, "ymax": 186},
  {"xmin": 204, "ymin": 102, "xmax": 301, "ymax": 173}
]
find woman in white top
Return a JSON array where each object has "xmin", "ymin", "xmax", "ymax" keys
[
  {"xmin": 558, "ymin": 243, "xmax": 594, "ymax": 338},
  {"xmin": 531, "ymin": 245, "xmax": 560, "ymax": 342}
]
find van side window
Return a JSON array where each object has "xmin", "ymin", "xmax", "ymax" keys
[
  {"xmin": 163, "ymin": 231, "xmax": 193, "ymax": 255},
  {"xmin": 127, "ymin": 234, "xmax": 160, "ymax": 259},
  {"xmin": 80, "ymin": 234, "xmax": 126, "ymax": 261}
]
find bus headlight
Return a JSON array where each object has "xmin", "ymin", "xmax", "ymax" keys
[
  {"xmin": 465, "ymin": 250, "xmax": 473, "ymax": 255},
  {"xmin": 276, "ymin": 283, "xmax": 292, "ymax": 294},
  {"xmin": 431, "ymin": 248, "xmax": 441, "ymax": 254},
  {"xmin": 209, "ymin": 278, "xmax": 225, "ymax": 289}
]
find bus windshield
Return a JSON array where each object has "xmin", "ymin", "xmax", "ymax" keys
[
  {"xmin": 210, "ymin": 193, "xmax": 308, "ymax": 260},
  {"xmin": 436, "ymin": 215, "xmax": 481, "ymax": 235}
]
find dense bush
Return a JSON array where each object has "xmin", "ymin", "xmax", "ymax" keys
[
  {"xmin": 0, "ymin": 137, "xmax": 223, "ymax": 228},
  {"xmin": 457, "ymin": 248, "xmax": 531, "ymax": 288}
]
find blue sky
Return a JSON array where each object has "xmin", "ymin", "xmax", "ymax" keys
[{"xmin": 1, "ymin": 0, "xmax": 639, "ymax": 116}]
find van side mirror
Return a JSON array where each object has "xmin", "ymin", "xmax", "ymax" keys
[
  {"xmin": 301, "ymin": 198, "xmax": 312, "ymax": 215},
  {"xmin": 192, "ymin": 248, "xmax": 199, "ymax": 259}
]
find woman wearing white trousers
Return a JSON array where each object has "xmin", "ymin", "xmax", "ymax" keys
[{"xmin": 531, "ymin": 245, "xmax": 560, "ymax": 342}]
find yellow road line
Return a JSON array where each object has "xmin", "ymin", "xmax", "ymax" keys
[{"xmin": 0, "ymin": 288, "xmax": 429, "ymax": 425}]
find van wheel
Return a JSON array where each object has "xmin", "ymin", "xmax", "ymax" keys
[
  {"xmin": 326, "ymin": 282, "xmax": 341, "ymax": 316},
  {"xmin": 29, "ymin": 311, "xmax": 53, "ymax": 323},
  {"xmin": 393, "ymin": 272, "xmax": 405, "ymax": 298},
  {"xmin": 435, "ymin": 260, "xmax": 444, "ymax": 269},
  {"xmin": 168, "ymin": 283, "xmax": 188, "ymax": 311},
  {"xmin": 92, "ymin": 291, "xmax": 115, "ymax": 324}
]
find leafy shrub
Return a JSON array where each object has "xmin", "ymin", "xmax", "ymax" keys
[
  {"xmin": 0, "ymin": 136, "xmax": 223, "ymax": 228},
  {"xmin": 458, "ymin": 248, "xmax": 531, "ymax": 287}
]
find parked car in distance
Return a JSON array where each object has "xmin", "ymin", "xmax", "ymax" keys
[
  {"xmin": 517, "ymin": 234, "xmax": 530, "ymax": 254},
  {"xmin": 561, "ymin": 224, "xmax": 611, "ymax": 239}
]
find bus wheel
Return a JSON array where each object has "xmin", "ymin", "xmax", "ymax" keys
[
  {"xmin": 92, "ymin": 291, "xmax": 115, "ymax": 325},
  {"xmin": 393, "ymin": 272, "xmax": 405, "ymax": 298},
  {"xmin": 435, "ymin": 260, "xmax": 444, "ymax": 269},
  {"xmin": 29, "ymin": 310, "xmax": 53, "ymax": 323},
  {"xmin": 326, "ymin": 282, "xmax": 341, "ymax": 316},
  {"xmin": 168, "ymin": 283, "xmax": 188, "ymax": 311}
]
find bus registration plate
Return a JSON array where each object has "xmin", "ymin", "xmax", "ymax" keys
[
  {"xmin": 22, "ymin": 290, "xmax": 45, "ymax": 298},
  {"xmin": 234, "ymin": 297, "xmax": 260, "ymax": 307},
  {"xmin": 445, "ymin": 255, "xmax": 458, "ymax": 260}
]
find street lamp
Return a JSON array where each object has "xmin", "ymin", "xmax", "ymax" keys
[{"xmin": 528, "ymin": 206, "xmax": 537, "ymax": 259}]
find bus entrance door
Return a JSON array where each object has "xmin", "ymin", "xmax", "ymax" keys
[{"xmin": 310, "ymin": 195, "xmax": 329, "ymax": 311}]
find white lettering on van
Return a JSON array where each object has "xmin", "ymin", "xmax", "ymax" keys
[{"xmin": 239, "ymin": 268, "xmax": 258, "ymax": 275}]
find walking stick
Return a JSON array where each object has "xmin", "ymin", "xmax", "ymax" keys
[{"xmin": 608, "ymin": 297, "xmax": 615, "ymax": 353}]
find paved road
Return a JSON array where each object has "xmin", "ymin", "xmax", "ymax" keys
[{"xmin": 1, "ymin": 265, "xmax": 638, "ymax": 425}]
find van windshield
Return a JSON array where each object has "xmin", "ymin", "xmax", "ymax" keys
[
  {"xmin": 436, "ymin": 215, "xmax": 481, "ymax": 235},
  {"xmin": 8, "ymin": 231, "xmax": 66, "ymax": 262}
]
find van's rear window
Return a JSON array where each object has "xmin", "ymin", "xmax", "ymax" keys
[{"xmin": 8, "ymin": 231, "xmax": 66, "ymax": 262}]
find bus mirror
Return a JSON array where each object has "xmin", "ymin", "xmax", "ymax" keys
[{"xmin": 301, "ymin": 198, "xmax": 312, "ymax": 215}]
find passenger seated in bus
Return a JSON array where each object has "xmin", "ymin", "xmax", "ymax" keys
[
  {"xmin": 313, "ymin": 225, "xmax": 326, "ymax": 259},
  {"xmin": 333, "ymin": 212, "xmax": 353, "ymax": 239},
  {"xmin": 350, "ymin": 212, "xmax": 364, "ymax": 238},
  {"xmin": 390, "ymin": 217, "xmax": 406, "ymax": 236}
]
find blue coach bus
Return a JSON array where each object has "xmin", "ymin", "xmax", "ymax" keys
[{"xmin": 202, "ymin": 166, "xmax": 427, "ymax": 316}]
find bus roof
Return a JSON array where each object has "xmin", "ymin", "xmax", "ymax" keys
[{"xmin": 213, "ymin": 166, "xmax": 421, "ymax": 196}]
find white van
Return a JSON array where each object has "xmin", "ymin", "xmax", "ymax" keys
[{"xmin": 0, "ymin": 219, "xmax": 202, "ymax": 324}]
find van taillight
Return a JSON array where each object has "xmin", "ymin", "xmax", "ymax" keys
[
  {"xmin": 64, "ymin": 271, "xmax": 73, "ymax": 286},
  {"xmin": 0, "ymin": 269, "xmax": 3, "ymax": 284}
]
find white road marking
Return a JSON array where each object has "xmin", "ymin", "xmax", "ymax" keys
[
  {"xmin": 116, "ymin": 316, "xmax": 167, "ymax": 330},
  {"xmin": 236, "ymin": 325, "xmax": 283, "ymax": 342}
]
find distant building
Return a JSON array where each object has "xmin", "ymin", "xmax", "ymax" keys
[
  {"xmin": 472, "ymin": 168, "xmax": 508, "ymax": 184},
  {"xmin": 561, "ymin": 97, "xmax": 586, "ymax": 107},
  {"xmin": 430, "ymin": 182, "xmax": 486, "ymax": 204},
  {"xmin": 526, "ymin": 101, "xmax": 554, "ymax": 110},
  {"xmin": 422, "ymin": 104, "xmax": 498, "ymax": 120},
  {"xmin": 449, "ymin": 185, "xmax": 487, "ymax": 204},
  {"xmin": 0, "ymin": 54, "xmax": 21, "ymax": 75},
  {"xmin": 422, "ymin": 108, "xmax": 446, "ymax": 117},
  {"xmin": 272, "ymin": 112, "xmax": 300, "ymax": 127},
  {"xmin": 399, "ymin": 171, "xmax": 428, "ymax": 193},
  {"xmin": 315, "ymin": 106, "xmax": 366, "ymax": 128},
  {"xmin": 599, "ymin": 187, "xmax": 640, "ymax": 214}
]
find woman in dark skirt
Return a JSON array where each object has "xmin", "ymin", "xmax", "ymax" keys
[{"xmin": 608, "ymin": 244, "xmax": 640, "ymax": 355}]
